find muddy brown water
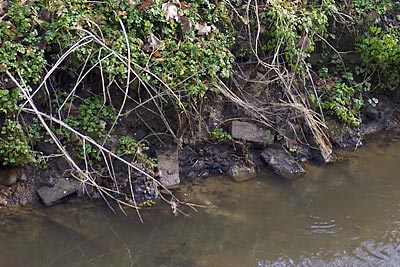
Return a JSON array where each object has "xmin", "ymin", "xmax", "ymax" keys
[{"xmin": 1, "ymin": 134, "xmax": 400, "ymax": 267}]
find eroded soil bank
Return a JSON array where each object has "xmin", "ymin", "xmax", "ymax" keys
[{"xmin": 1, "ymin": 93, "xmax": 400, "ymax": 208}]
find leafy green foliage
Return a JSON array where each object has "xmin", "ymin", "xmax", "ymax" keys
[
  {"xmin": 210, "ymin": 128, "xmax": 232, "ymax": 142},
  {"xmin": 320, "ymin": 82, "xmax": 363, "ymax": 126},
  {"xmin": 1, "ymin": 0, "xmax": 234, "ymax": 115},
  {"xmin": 78, "ymin": 97, "xmax": 116, "ymax": 139},
  {"xmin": 310, "ymin": 69, "xmax": 366, "ymax": 126},
  {"xmin": 42, "ymin": 0, "xmax": 234, "ymax": 100},
  {"xmin": 0, "ymin": 88, "xmax": 22, "ymax": 114},
  {"xmin": 259, "ymin": 0, "xmax": 336, "ymax": 72},
  {"xmin": 117, "ymin": 136, "xmax": 156, "ymax": 169},
  {"xmin": 357, "ymin": 26, "xmax": 400, "ymax": 89},
  {"xmin": 51, "ymin": 96, "xmax": 116, "ymax": 143},
  {"xmin": 0, "ymin": 2, "xmax": 47, "ymax": 83},
  {"xmin": 353, "ymin": 0, "xmax": 393, "ymax": 20},
  {"xmin": 0, "ymin": 120, "xmax": 34, "ymax": 166}
]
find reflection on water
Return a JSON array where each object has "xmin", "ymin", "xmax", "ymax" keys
[{"xmin": 1, "ymin": 133, "xmax": 400, "ymax": 267}]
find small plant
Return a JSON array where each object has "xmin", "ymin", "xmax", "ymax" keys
[
  {"xmin": 320, "ymin": 82, "xmax": 363, "ymax": 126},
  {"xmin": 0, "ymin": 120, "xmax": 35, "ymax": 166},
  {"xmin": 210, "ymin": 128, "xmax": 232, "ymax": 142},
  {"xmin": 263, "ymin": 129, "xmax": 271, "ymax": 139},
  {"xmin": 368, "ymin": 97, "xmax": 379, "ymax": 107},
  {"xmin": 78, "ymin": 143, "xmax": 102, "ymax": 162}
]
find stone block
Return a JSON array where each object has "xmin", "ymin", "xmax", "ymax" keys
[
  {"xmin": 231, "ymin": 121, "xmax": 274, "ymax": 145},
  {"xmin": 261, "ymin": 148, "xmax": 305, "ymax": 179},
  {"xmin": 37, "ymin": 178, "xmax": 79, "ymax": 206},
  {"xmin": 228, "ymin": 162, "xmax": 256, "ymax": 182},
  {"xmin": 157, "ymin": 146, "xmax": 180, "ymax": 187}
]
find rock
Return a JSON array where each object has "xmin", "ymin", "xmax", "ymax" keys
[
  {"xmin": 12, "ymin": 182, "xmax": 37, "ymax": 206},
  {"xmin": 207, "ymin": 105, "xmax": 224, "ymax": 131},
  {"xmin": 248, "ymin": 71, "xmax": 268, "ymax": 97},
  {"xmin": 0, "ymin": 168, "xmax": 20, "ymax": 186},
  {"xmin": 56, "ymin": 157, "xmax": 70, "ymax": 172},
  {"xmin": 261, "ymin": 148, "xmax": 305, "ymax": 179},
  {"xmin": 231, "ymin": 121, "xmax": 274, "ymax": 145},
  {"xmin": 228, "ymin": 162, "xmax": 256, "ymax": 182},
  {"xmin": 37, "ymin": 178, "xmax": 79, "ymax": 206},
  {"xmin": 325, "ymin": 119, "xmax": 361, "ymax": 148},
  {"xmin": 291, "ymin": 144, "xmax": 314, "ymax": 162},
  {"xmin": 360, "ymin": 121, "xmax": 386, "ymax": 136},
  {"xmin": 157, "ymin": 146, "xmax": 180, "ymax": 187},
  {"xmin": 363, "ymin": 105, "xmax": 379, "ymax": 121}
]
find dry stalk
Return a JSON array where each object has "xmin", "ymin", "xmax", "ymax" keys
[{"xmin": 224, "ymin": 0, "xmax": 332, "ymax": 160}]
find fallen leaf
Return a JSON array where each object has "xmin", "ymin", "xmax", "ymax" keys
[
  {"xmin": 178, "ymin": 16, "xmax": 191, "ymax": 32},
  {"xmin": 152, "ymin": 50, "xmax": 161, "ymax": 58},
  {"xmin": 128, "ymin": 0, "xmax": 136, "ymax": 7},
  {"xmin": 118, "ymin": 10, "xmax": 128, "ymax": 16},
  {"xmin": 162, "ymin": 2, "xmax": 179, "ymax": 21},
  {"xmin": 148, "ymin": 34, "xmax": 161, "ymax": 49},
  {"xmin": 0, "ymin": 64, "xmax": 9, "ymax": 71},
  {"xmin": 327, "ymin": 80, "xmax": 335, "ymax": 89},
  {"xmin": 195, "ymin": 22, "xmax": 215, "ymax": 35},
  {"xmin": 139, "ymin": 0, "xmax": 153, "ymax": 9},
  {"xmin": 0, "ymin": 0, "xmax": 8, "ymax": 16}
]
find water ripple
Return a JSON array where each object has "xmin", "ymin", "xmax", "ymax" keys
[{"xmin": 308, "ymin": 216, "xmax": 341, "ymax": 235}]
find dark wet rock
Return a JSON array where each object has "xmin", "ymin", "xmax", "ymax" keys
[
  {"xmin": 35, "ymin": 140, "xmax": 58, "ymax": 155},
  {"xmin": 291, "ymin": 143, "xmax": 314, "ymax": 162},
  {"xmin": 325, "ymin": 119, "xmax": 361, "ymax": 148},
  {"xmin": 0, "ymin": 168, "xmax": 20, "ymax": 186},
  {"xmin": 360, "ymin": 121, "xmax": 387, "ymax": 136},
  {"xmin": 37, "ymin": 178, "xmax": 80, "ymax": 206},
  {"xmin": 363, "ymin": 105, "xmax": 380, "ymax": 121},
  {"xmin": 157, "ymin": 146, "xmax": 180, "ymax": 187},
  {"xmin": 228, "ymin": 162, "xmax": 256, "ymax": 182},
  {"xmin": 311, "ymin": 148, "xmax": 332, "ymax": 163},
  {"xmin": 207, "ymin": 104, "xmax": 225, "ymax": 131},
  {"xmin": 12, "ymin": 182, "xmax": 37, "ymax": 206},
  {"xmin": 192, "ymin": 160, "xmax": 205, "ymax": 172},
  {"xmin": 179, "ymin": 143, "xmax": 235, "ymax": 180},
  {"xmin": 359, "ymin": 97, "xmax": 400, "ymax": 137},
  {"xmin": 130, "ymin": 179, "xmax": 158, "ymax": 203},
  {"xmin": 231, "ymin": 121, "xmax": 274, "ymax": 145},
  {"xmin": 261, "ymin": 147, "xmax": 305, "ymax": 179},
  {"xmin": 55, "ymin": 157, "xmax": 70, "ymax": 173}
]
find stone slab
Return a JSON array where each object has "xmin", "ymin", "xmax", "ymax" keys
[
  {"xmin": 228, "ymin": 162, "xmax": 256, "ymax": 182},
  {"xmin": 231, "ymin": 121, "xmax": 274, "ymax": 145},
  {"xmin": 37, "ymin": 178, "xmax": 79, "ymax": 206},
  {"xmin": 157, "ymin": 146, "xmax": 180, "ymax": 187},
  {"xmin": 0, "ymin": 168, "xmax": 19, "ymax": 186},
  {"xmin": 261, "ymin": 148, "xmax": 305, "ymax": 179}
]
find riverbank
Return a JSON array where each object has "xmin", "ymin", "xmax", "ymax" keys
[
  {"xmin": 1, "ymin": 132, "xmax": 400, "ymax": 267},
  {"xmin": 0, "ymin": 93, "xmax": 399, "ymax": 208},
  {"xmin": 0, "ymin": 0, "xmax": 400, "ymax": 209}
]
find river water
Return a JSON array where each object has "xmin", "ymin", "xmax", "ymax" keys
[{"xmin": 1, "ymin": 133, "xmax": 400, "ymax": 267}]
